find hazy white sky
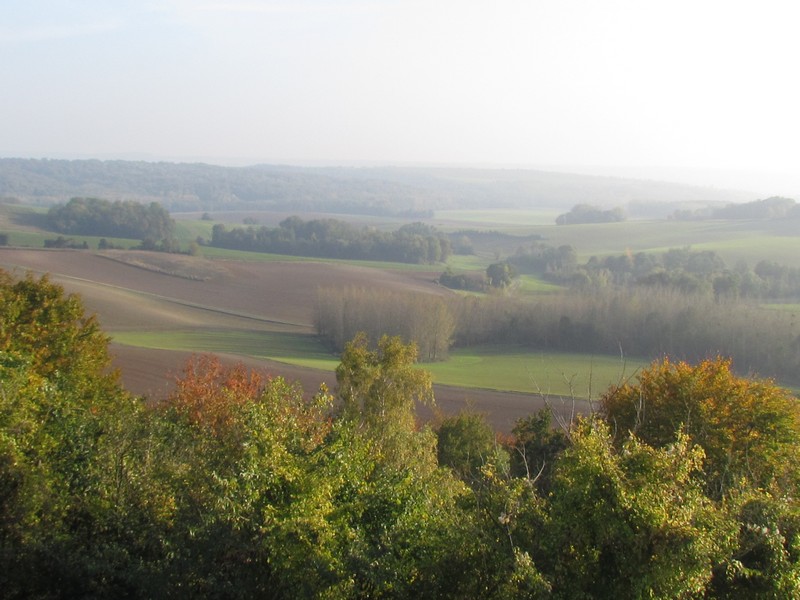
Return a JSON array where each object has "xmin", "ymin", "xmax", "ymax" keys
[{"xmin": 2, "ymin": 1, "xmax": 799, "ymax": 188}]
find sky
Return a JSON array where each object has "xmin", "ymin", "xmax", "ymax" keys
[{"xmin": 2, "ymin": 1, "xmax": 799, "ymax": 193}]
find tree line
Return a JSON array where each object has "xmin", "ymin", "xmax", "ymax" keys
[
  {"xmin": 315, "ymin": 286, "xmax": 455, "ymax": 361},
  {"xmin": 319, "ymin": 273, "xmax": 800, "ymax": 384},
  {"xmin": 210, "ymin": 217, "xmax": 452, "ymax": 264},
  {"xmin": 450, "ymin": 287, "xmax": 800, "ymax": 384},
  {"xmin": 1, "ymin": 158, "xmax": 750, "ymax": 213},
  {"xmin": 507, "ymin": 240, "xmax": 800, "ymax": 302},
  {"xmin": 672, "ymin": 195, "xmax": 799, "ymax": 220},
  {"xmin": 3, "ymin": 270, "xmax": 800, "ymax": 598}
]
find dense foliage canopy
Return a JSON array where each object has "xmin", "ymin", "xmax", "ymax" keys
[
  {"xmin": 3, "ymin": 269, "xmax": 800, "ymax": 598},
  {"xmin": 0, "ymin": 158, "xmax": 745, "ymax": 213},
  {"xmin": 47, "ymin": 197, "xmax": 174, "ymax": 242},
  {"xmin": 211, "ymin": 217, "xmax": 451, "ymax": 264},
  {"xmin": 555, "ymin": 203, "xmax": 625, "ymax": 225}
]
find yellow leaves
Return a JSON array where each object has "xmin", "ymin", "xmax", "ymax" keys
[{"xmin": 602, "ymin": 356, "xmax": 800, "ymax": 498}]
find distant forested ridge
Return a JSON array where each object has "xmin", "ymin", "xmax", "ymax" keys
[
  {"xmin": 210, "ymin": 217, "xmax": 451, "ymax": 264},
  {"xmin": 672, "ymin": 195, "xmax": 800, "ymax": 220},
  {"xmin": 0, "ymin": 157, "xmax": 752, "ymax": 213},
  {"xmin": 47, "ymin": 197, "xmax": 174, "ymax": 241}
]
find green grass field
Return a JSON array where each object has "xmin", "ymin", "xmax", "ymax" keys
[
  {"xmin": 112, "ymin": 329, "xmax": 340, "ymax": 370},
  {"xmin": 433, "ymin": 209, "xmax": 561, "ymax": 231},
  {"xmin": 429, "ymin": 212, "xmax": 800, "ymax": 267},
  {"xmin": 425, "ymin": 346, "xmax": 648, "ymax": 397},
  {"xmin": 515, "ymin": 275, "xmax": 563, "ymax": 294},
  {"xmin": 195, "ymin": 244, "xmax": 443, "ymax": 271},
  {"xmin": 173, "ymin": 219, "xmax": 215, "ymax": 242},
  {"xmin": 112, "ymin": 329, "xmax": 648, "ymax": 398},
  {"xmin": 0, "ymin": 230, "xmax": 142, "ymax": 249}
]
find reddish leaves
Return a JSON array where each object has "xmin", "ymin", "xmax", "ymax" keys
[{"xmin": 169, "ymin": 354, "xmax": 263, "ymax": 435}]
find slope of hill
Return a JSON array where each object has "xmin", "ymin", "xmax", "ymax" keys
[{"xmin": 0, "ymin": 157, "xmax": 752, "ymax": 213}]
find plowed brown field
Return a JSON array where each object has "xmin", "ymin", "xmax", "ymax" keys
[{"xmin": 0, "ymin": 248, "xmax": 561, "ymax": 431}]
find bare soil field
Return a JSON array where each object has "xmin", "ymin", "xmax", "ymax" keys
[
  {"xmin": 0, "ymin": 248, "xmax": 447, "ymax": 328},
  {"xmin": 0, "ymin": 248, "xmax": 562, "ymax": 431}
]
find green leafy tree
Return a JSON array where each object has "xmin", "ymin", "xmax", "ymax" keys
[
  {"xmin": 0, "ymin": 270, "xmax": 166, "ymax": 597},
  {"xmin": 437, "ymin": 411, "xmax": 507, "ymax": 486},
  {"xmin": 539, "ymin": 419, "xmax": 735, "ymax": 599},
  {"xmin": 336, "ymin": 333, "xmax": 433, "ymax": 447},
  {"xmin": 157, "ymin": 355, "xmax": 338, "ymax": 596},
  {"xmin": 709, "ymin": 491, "xmax": 800, "ymax": 598},
  {"xmin": 600, "ymin": 357, "xmax": 800, "ymax": 498},
  {"xmin": 509, "ymin": 408, "xmax": 569, "ymax": 492},
  {"xmin": 486, "ymin": 261, "xmax": 514, "ymax": 288}
]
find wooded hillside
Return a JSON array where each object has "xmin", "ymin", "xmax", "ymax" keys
[{"xmin": 0, "ymin": 158, "xmax": 751, "ymax": 213}]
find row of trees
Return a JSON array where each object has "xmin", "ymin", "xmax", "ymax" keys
[
  {"xmin": 315, "ymin": 279, "xmax": 800, "ymax": 383},
  {"xmin": 448, "ymin": 287, "xmax": 800, "ymax": 384},
  {"xmin": 572, "ymin": 250, "xmax": 800, "ymax": 301},
  {"xmin": 508, "ymin": 242, "xmax": 578, "ymax": 275},
  {"xmin": 47, "ymin": 197, "xmax": 174, "ymax": 241},
  {"xmin": 509, "ymin": 241, "xmax": 800, "ymax": 302},
  {"xmin": 315, "ymin": 286, "xmax": 455, "ymax": 361},
  {"xmin": 210, "ymin": 218, "xmax": 451, "ymax": 264},
  {"xmin": 3, "ymin": 271, "xmax": 800, "ymax": 597}
]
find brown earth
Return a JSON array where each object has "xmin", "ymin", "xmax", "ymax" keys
[
  {"xmin": 0, "ymin": 248, "xmax": 447, "ymax": 328},
  {"xmin": 1, "ymin": 248, "xmax": 568, "ymax": 432}
]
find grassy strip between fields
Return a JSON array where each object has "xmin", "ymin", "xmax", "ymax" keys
[
  {"xmin": 111, "ymin": 329, "xmax": 339, "ymax": 371},
  {"xmin": 111, "ymin": 329, "xmax": 650, "ymax": 397}
]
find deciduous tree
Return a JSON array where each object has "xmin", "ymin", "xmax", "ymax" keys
[{"xmin": 601, "ymin": 357, "xmax": 800, "ymax": 498}]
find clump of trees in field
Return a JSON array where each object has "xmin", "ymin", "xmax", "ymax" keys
[
  {"xmin": 315, "ymin": 286, "xmax": 455, "ymax": 361},
  {"xmin": 508, "ymin": 242, "xmax": 578, "ymax": 279},
  {"xmin": 211, "ymin": 217, "xmax": 451, "ymax": 264},
  {"xmin": 43, "ymin": 236, "xmax": 89, "ymax": 249},
  {"xmin": 47, "ymin": 197, "xmax": 175, "ymax": 242},
  {"xmin": 509, "ymin": 242, "xmax": 779, "ymax": 298},
  {"xmin": 553, "ymin": 246, "xmax": 800, "ymax": 301},
  {"xmin": 4, "ymin": 269, "xmax": 800, "ymax": 598},
  {"xmin": 438, "ymin": 266, "xmax": 486, "ymax": 291},
  {"xmin": 555, "ymin": 203, "xmax": 625, "ymax": 225}
]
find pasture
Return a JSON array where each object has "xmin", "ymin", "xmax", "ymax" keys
[
  {"xmin": 424, "ymin": 211, "xmax": 800, "ymax": 267},
  {"xmin": 426, "ymin": 346, "xmax": 647, "ymax": 397},
  {"xmin": 3, "ymin": 203, "xmax": 799, "ymax": 430}
]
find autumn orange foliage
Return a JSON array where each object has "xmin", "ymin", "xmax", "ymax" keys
[
  {"xmin": 601, "ymin": 356, "xmax": 800, "ymax": 496},
  {"xmin": 169, "ymin": 354, "xmax": 264, "ymax": 435}
]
